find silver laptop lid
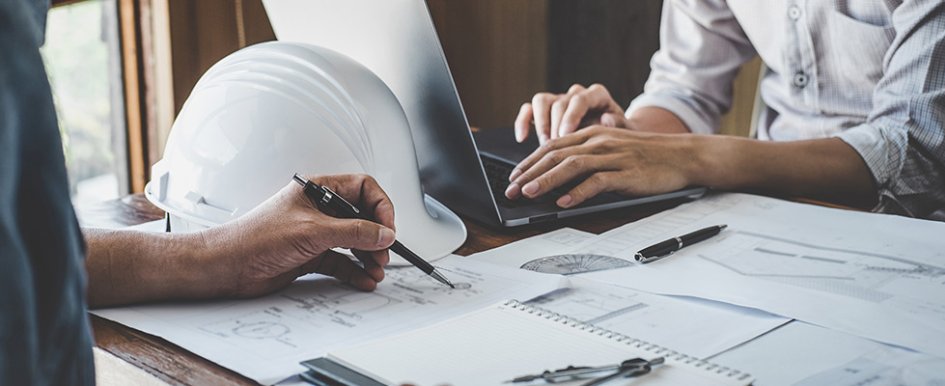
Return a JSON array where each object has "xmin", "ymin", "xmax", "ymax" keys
[{"xmin": 264, "ymin": 0, "xmax": 503, "ymax": 225}]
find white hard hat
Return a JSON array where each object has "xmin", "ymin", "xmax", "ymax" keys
[{"xmin": 145, "ymin": 41, "xmax": 466, "ymax": 265}]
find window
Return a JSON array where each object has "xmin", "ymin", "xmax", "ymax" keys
[{"xmin": 41, "ymin": 0, "xmax": 128, "ymax": 207}]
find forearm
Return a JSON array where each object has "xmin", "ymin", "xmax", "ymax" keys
[
  {"xmin": 690, "ymin": 136, "xmax": 878, "ymax": 208},
  {"xmin": 632, "ymin": 106, "xmax": 877, "ymax": 206},
  {"xmin": 627, "ymin": 106, "xmax": 692, "ymax": 134},
  {"xmin": 83, "ymin": 228, "xmax": 223, "ymax": 308}
]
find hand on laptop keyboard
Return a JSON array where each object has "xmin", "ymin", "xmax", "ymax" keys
[
  {"xmin": 482, "ymin": 155, "xmax": 576, "ymax": 208},
  {"xmin": 503, "ymin": 126, "xmax": 696, "ymax": 208}
]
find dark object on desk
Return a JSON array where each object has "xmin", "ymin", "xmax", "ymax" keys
[
  {"xmin": 292, "ymin": 174, "xmax": 455, "ymax": 288},
  {"xmin": 635, "ymin": 225, "xmax": 728, "ymax": 263},
  {"xmin": 507, "ymin": 356, "xmax": 665, "ymax": 385},
  {"xmin": 300, "ymin": 358, "xmax": 385, "ymax": 386}
]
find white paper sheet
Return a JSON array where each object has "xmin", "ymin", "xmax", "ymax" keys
[
  {"xmin": 577, "ymin": 193, "xmax": 945, "ymax": 357},
  {"xmin": 713, "ymin": 321, "xmax": 945, "ymax": 386},
  {"xmin": 327, "ymin": 301, "xmax": 753, "ymax": 386},
  {"xmin": 92, "ymin": 256, "xmax": 563, "ymax": 384},
  {"xmin": 469, "ymin": 229, "xmax": 787, "ymax": 358},
  {"xmin": 526, "ymin": 276, "xmax": 788, "ymax": 358}
]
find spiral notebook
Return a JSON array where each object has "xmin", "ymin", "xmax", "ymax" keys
[{"xmin": 315, "ymin": 300, "xmax": 753, "ymax": 386}]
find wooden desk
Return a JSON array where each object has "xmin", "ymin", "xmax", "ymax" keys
[{"xmin": 81, "ymin": 193, "xmax": 688, "ymax": 385}]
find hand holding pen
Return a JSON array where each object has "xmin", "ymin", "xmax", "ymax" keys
[
  {"xmin": 293, "ymin": 174, "xmax": 456, "ymax": 288},
  {"xmin": 205, "ymin": 174, "xmax": 396, "ymax": 298}
]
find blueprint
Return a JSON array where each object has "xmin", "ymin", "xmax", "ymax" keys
[
  {"xmin": 526, "ymin": 277, "xmax": 787, "ymax": 358},
  {"xmin": 93, "ymin": 256, "xmax": 563, "ymax": 384},
  {"xmin": 697, "ymin": 229, "xmax": 945, "ymax": 321},
  {"xmin": 579, "ymin": 193, "xmax": 945, "ymax": 358},
  {"xmin": 714, "ymin": 321, "xmax": 945, "ymax": 386}
]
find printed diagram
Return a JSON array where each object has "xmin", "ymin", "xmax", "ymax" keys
[
  {"xmin": 232, "ymin": 321, "xmax": 290, "ymax": 339},
  {"xmin": 282, "ymin": 289, "xmax": 403, "ymax": 327},
  {"xmin": 528, "ymin": 287, "xmax": 649, "ymax": 324},
  {"xmin": 521, "ymin": 254, "xmax": 634, "ymax": 275},
  {"xmin": 197, "ymin": 263, "xmax": 497, "ymax": 351},
  {"xmin": 383, "ymin": 265, "xmax": 484, "ymax": 299},
  {"xmin": 699, "ymin": 230, "xmax": 945, "ymax": 319},
  {"xmin": 200, "ymin": 307, "xmax": 304, "ymax": 355}
]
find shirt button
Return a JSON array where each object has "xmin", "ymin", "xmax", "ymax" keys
[
  {"xmin": 788, "ymin": 5, "xmax": 802, "ymax": 20},
  {"xmin": 793, "ymin": 72, "xmax": 809, "ymax": 88}
]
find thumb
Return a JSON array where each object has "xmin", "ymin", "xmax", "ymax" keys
[{"xmin": 327, "ymin": 218, "xmax": 396, "ymax": 251}]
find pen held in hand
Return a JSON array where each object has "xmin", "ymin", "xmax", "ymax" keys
[{"xmin": 292, "ymin": 174, "xmax": 456, "ymax": 288}]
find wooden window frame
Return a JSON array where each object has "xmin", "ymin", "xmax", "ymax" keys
[
  {"xmin": 117, "ymin": 0, "xmax": 151, "ymax": 193},
  {"xmin": 52, "ymin": 0, "xmax": 167, "ymax": 193}
]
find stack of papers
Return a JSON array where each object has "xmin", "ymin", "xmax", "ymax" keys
[
  {"xmin": 96, "ymin": 192, "xmax": 945, "ymax": 385},
  {"xmin": 93, "ymin": 257, "xmax": 562, "ymax": 384},
  {"xmin": 575, "ymin": 193, "xmax": 945, "ymax": 358}
]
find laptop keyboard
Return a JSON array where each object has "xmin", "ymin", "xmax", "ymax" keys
[{"xmin": 481, "ymin": 155, "xmax": 565, "ymax": 208}]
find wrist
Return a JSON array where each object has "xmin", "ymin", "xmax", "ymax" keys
[
  {"xmin": 684, "ymin": 135, "xmax": 747, "ymax": 189},
  {"xmin": 159, "ymin": 227, "xmax": 236, "ymax": 300},
  {"xmin": 188, "ymin": 226, "xmax": 241, "ymax": 299}
]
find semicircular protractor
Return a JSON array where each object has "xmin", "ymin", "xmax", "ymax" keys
[{"xmin": 520, "ymin": 254, "xmax": 634, "ymax": 275}]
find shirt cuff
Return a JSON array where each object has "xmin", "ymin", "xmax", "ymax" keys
[
  {"xmin": 834, "ymin": 122, "xmax": 909, "ymax": 213},
  {"xmin": 834, "ymin": 122, "xmax": 907, "ymax": 190},
  {"xmin": 627, "ymin": 93, "xmax": 718, "ymax": 135}
]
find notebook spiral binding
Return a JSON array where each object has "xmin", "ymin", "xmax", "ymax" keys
[{"xmin": 503, "ymin": 299, "xmax": 752, "ymax": 382}]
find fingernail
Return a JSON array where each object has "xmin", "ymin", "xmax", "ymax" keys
[
  {"xmin": 557, "ymin": 194, "xmax": 573, "ymax": 208},
  {"xmin": 522, "ymin": 182, "xmax": 539, "ymax": 196},
  {"xmin": 378, "ymin": 228, "xmax": 395, "ymax": 247},
  {"xmin": 509, "ymin": 169, "xmax": 522, "ymax": 181},
  {"xmin": 505, "ymin": 183, "xmax": 520, "ymax": 198}
]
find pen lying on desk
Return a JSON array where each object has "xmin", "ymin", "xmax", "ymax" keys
[
  {"xmin": 635, "ymin": 225, "xmax": 727, "ymax": 264},
  {"xmin": 292, "ymin": 174, "xmax": 456, "ymax": 288}
]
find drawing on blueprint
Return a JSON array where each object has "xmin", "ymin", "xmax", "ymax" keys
[
  {"xmin": 698, "ymin": 230, "xmax": 945, "ymax": 319},
  {"xmin": 200, "ymin": 306, "xmax": 303, "ymax": 352},
  {"xmin": 527, "ymin": 286, "xmax": 649, "ymax": 324},
  {"xmin": 233, "ymin": 321, "xmax": 290, "ymax": 339}
]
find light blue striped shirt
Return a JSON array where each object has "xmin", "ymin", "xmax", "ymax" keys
[{"xmin": 630, "ymin": 0, "xmax": 945, "ymax": 220}]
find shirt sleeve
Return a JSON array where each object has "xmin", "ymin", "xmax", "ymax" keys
[
  {"xmin": 835, "ymin": 0, "xmax": 945, "ymax": 220},
  {"xmin": 628, "ymin": 0, "xmax": 757, "ymax": 134}
]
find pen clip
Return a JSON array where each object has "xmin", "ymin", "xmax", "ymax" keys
[
  {"xmin": 318, "ymin": 185, "xmax": 360, "ymax": 216},
  {"xmin": 293, "ymin": 174, "xmax": 361, "ymax": 216}
]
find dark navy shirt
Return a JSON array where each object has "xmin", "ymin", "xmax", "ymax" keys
[{"xmin": 1, "ymin": 0, "xmax": 95, "ymax": 384}]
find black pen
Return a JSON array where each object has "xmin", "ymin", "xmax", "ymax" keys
[
  {"xmin": 634, "ymin": 225, "xmax": 727, "ymax": 264},
  {"xmin": 292, "ymin": 174, "xmax": 456, "ymax": 288}
]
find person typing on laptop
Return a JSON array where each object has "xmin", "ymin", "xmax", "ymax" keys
[{"xmin": 504, "ymin": 1, "xmax": 945, "ymax": 221}]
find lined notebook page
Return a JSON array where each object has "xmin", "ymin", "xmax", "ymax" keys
[{"xmin": 328, "ymin": 301, "xmax": 752, "ymax": 386}]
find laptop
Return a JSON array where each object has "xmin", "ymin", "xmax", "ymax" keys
[{"xmin": 264, "ymin": 0, "xmax": 705, "ymax": 227}]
